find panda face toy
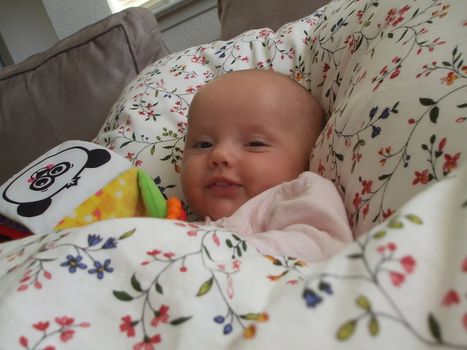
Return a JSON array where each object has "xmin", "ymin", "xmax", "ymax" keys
[{"xmin": 2, "ymin": 146, "xmax": 110, "ymax": 217}]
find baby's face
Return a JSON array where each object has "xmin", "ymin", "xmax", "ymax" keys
[{"xmin": 181, "ymin": 75, "xmax": 313, "ymax": 220}]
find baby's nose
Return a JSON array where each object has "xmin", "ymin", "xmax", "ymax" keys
[{"xmin": 209, "ymin": 145, "xmax": 234, "ymax": 168}]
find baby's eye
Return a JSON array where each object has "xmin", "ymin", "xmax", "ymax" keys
[
  {"xmin": 193, "ymin": 141, "xmax": 213, "ymax": 149},
  {"xmin": 246, "ymin": 140, "xmax": 267, "ymax": 147}
]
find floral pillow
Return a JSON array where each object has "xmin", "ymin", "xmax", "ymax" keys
[{"xmin": 94, "ymin": 0, "xmax": 467, "ymax": 236}]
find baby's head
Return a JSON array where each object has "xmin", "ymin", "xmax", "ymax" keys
[{"xmin": 181, "ymin": 69, "xmax": 324, "ymax": 220}]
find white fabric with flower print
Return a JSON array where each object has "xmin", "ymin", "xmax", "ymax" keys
[
  {"xmin": 0, "ymin": 0, "xmax": 466, "ymax": 348},
  {"xmin": 95, "ymin": 0, "xmax": 466, "ymax": 237}
]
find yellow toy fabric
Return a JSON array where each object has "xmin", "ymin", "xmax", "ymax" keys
[
  {"xmin": 55, "ymin": 167, "xmax": 187, "ymax": 231},
  {"xmin": 55, "ymin": 168, "xmax": 145, "ymax": 230}
]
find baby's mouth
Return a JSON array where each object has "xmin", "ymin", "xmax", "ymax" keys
[{"xmin": 206, "ymin": 178, "xmax": 241, "ymax": 195}]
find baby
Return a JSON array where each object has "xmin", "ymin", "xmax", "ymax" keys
[{"xmin": 181, "ymin": 69, "xmax": 352, "ymax": 261}]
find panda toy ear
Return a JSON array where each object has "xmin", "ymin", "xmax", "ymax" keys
[
  {"xmin": 17, "ymin": 198, "xmax": 52, "ymax": 217},
  {"xmin": 84, "ymin": 149, "xmax": 111, "ymax": 168}
]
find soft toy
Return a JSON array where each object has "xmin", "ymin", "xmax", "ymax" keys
[{"xmin": 0, "ymin": 141, "xmax": 186, "ymax": 241}]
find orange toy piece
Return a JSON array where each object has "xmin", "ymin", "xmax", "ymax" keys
[{"xmin": 166, "ymin": 197, "xmax": 187, "ymax": 221}]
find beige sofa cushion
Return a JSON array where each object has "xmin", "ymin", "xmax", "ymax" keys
[
  {"xmin": 0, "ymin": 7, "xmax": 168, "ymax": 184},
  {"xmin": 218, "ymin": 0, "xmax": 329, "ymax": 40}
]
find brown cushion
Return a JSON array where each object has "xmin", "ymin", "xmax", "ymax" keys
[
  {"xmin": 218, "ymin": 0, "xmax": 329, "ymax": 40},
  {"xmin": 0, "ymin": 7, "xmax": 169, "ymax": 184}
]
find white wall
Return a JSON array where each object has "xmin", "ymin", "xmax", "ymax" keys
[
  {"xmin": 159, "ymin": 1, "xmax": 220, "ymax": 53},
  {"xmin": 42, "ymin": 0, "xmax": 112, "ymax": 40},
  {"xmin": 0, "ymin": 0, "xmax": 58, "ymax": 64},
  {"xmin": 0, "ymin": 0, "xmax": 220, "ymax": 66}
]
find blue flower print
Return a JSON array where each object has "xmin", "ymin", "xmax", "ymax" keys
[
  {"xmin": 380, "ymin": 107, "xmax": 391, "ymax": 119},
  {"xmin": 223, "ymin": 323, "xmax": 233, "ymax": 335},
  {"xmin": 318, "ymin": 281, "xmax": 333, "ymax": 295},
  {"xmin": 303, "ymin": 288, "xmax": 323, "ymax": 308},
  {"xmin": 102, "ymin": 237, "xmax": 117, "ymax": 249},
  {"xmin": 61, "ymin": 255, "xmax": 87, "ymax": 273},
  {"xmin": 87, "ymin": 234, "xmax": 103, "ymax": 247},
  {"xmin": 371, "ymin": 125, "xmax": 382, "ymax": 138},
  {"xmin": 369, "ymin": 106, "xmax": 379, "ymax": 120},
  {"xmin": 88, "ymin": 259, "xmax": 114, "ymax": 279},
  {"xmin": 214, "ymin": 316, "xmax": 225, "ymax": 324}
]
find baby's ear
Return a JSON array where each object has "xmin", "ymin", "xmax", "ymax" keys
[
  {"xmin": 17, "ymin": 198, "xmax": 52, "ymax": 217},
  {"xmin": 84, "ymin": 149, "xmax": 111, "ymax": 168}
]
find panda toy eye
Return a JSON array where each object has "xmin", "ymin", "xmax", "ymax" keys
[
  {"xmin": 48, "ymin": 162, "xmax": 71, "ymax": 176},
  {"xmin": 30, "ymin": 176, "xmax": 53, "ymax": 191}
]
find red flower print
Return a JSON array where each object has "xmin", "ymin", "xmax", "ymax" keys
[
  {"xmin": 151, "ymin": 305, "xmax": 169, "ymax": 327},
  {"xmin": 187, "ymin": 230, "xmax": 198, "ymax": 237},
  {"xmin": 33, "ymin": 321, "xmax": 50, "ymax": 331},
  {"xmin": 147, "ymin": 249, "xmax": 161, "ymax": 256},
  {"xmin": 462, "ymin": 257, "xmax": 467, "ymax": 272},
  {"xmin": 438, "ymin": 137, "xmax": 447, "ymax": 152},
  {"xmin": 441, "ymin": 289, "xmax": 460, "ymax": 306},
  {"xmin": 390, "ymin": 67, "xmax": 401, "ymax": 79},
  {"xmin": 387, "ymin": 242, "xmax": 397, "ymax": 252},
  {"xmin": 120, "ymin": 315, "xmax": 136, "ymax": 337},
  {"xmin": 227, "ymin": 275, "xmax": 234, "ymax": 299},
  {"xmin": 60, "ymin": 329, "xmax": 75, "ymax": 342},
  {"xmin": 126, "ymin": 152, "xmax": 135, "ymax": 161},
  {"xmin": 362, "ymin": 203, "xmax": 369, "ymax": 218},
  {"xmin": 412, "ymin": 169, "xmax": 430, "ymax": 185},
  {"xmin": 326, "ymin": 124, "xmax": 333, "ymax": 139},
  {"xmin": 389, "ymin": 271, "xmax": 405, "ymax": 287},
  {"xmin": 352, "ymin": 152, "xmax": 362, "ymax": 162},
  {"xmin": 361, "ymin": 179, "xmax": 373, "ymax": 194},
  {"xmin": 382, "ymin": 208, "xmax": 395, "ymax": 219},
  {"xmin": 356, "ymin": 10, "xmax": 364, "ymax": 23},
  {"xmin": 443, "ymin": 152, "xmax": 460, "ymax": 174},
  {"xmin": 400, "ymin": 255, "xmax": 416, "ymax": 273},
  {"xmin": 19, "ymin": 336, "xmax": 28, "ymax": 347},
  {"xmin": 463, "ymin": 313, "xmax": 467, "ymax": 331},
  {"xmin": 163, "ymin": 252, "xmax": 175, "ymax": 259},
  {"xmin": 399, "ymin": 5, "xmax": 410, "ymax": 14},
  {"xmin": 287, "ymin": 279, "xmax": 299, "ymax": 285},
  {"xmin": 55, "ymin": 316, "xmax": 74, "ymax": 327},
  {"xmin": 353, "ymin": 192, "xmax": 362, "ymax": 208},
  {"xmin": 318, "ymin": 161, "xmax": 326, "ymax": 176},
  {"xmin": 441, "ymin": 71, "xmax": 458, "ymax": 86},
  {"xmin": 133, "ymin": 334, "xmax": 161, "ymax": 350}
]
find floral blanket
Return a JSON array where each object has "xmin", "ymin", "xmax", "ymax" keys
[{"xmin": 1, "ymin": 164, "xmax": 466, "ymax": 349}]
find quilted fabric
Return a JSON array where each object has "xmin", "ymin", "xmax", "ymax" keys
[{"xmin": 94, "ymin": 0, "xmax": 467, "ymax": 237}]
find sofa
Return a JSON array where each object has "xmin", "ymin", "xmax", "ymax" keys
[{"xmin": 0, "ymin": 7, "xmax": 169, "ymax": 184}]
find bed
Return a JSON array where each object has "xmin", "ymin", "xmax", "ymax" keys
[{"xmin": 1, "ymin": 0, "xmax": 466, "ymax": 348}]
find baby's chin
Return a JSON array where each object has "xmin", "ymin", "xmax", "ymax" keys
[{"xmin": 197, "ymin": 201, "xmax": 241, "ymax": 221}]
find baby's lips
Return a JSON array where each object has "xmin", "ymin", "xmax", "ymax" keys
[{"xmin": 206, "ymin": 177, "xmax": 240, "ymax": 188}]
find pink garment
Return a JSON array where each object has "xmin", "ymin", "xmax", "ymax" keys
[{"xmin": 209, "ymin": 171, "xmax": 353, "ymax": 262}]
